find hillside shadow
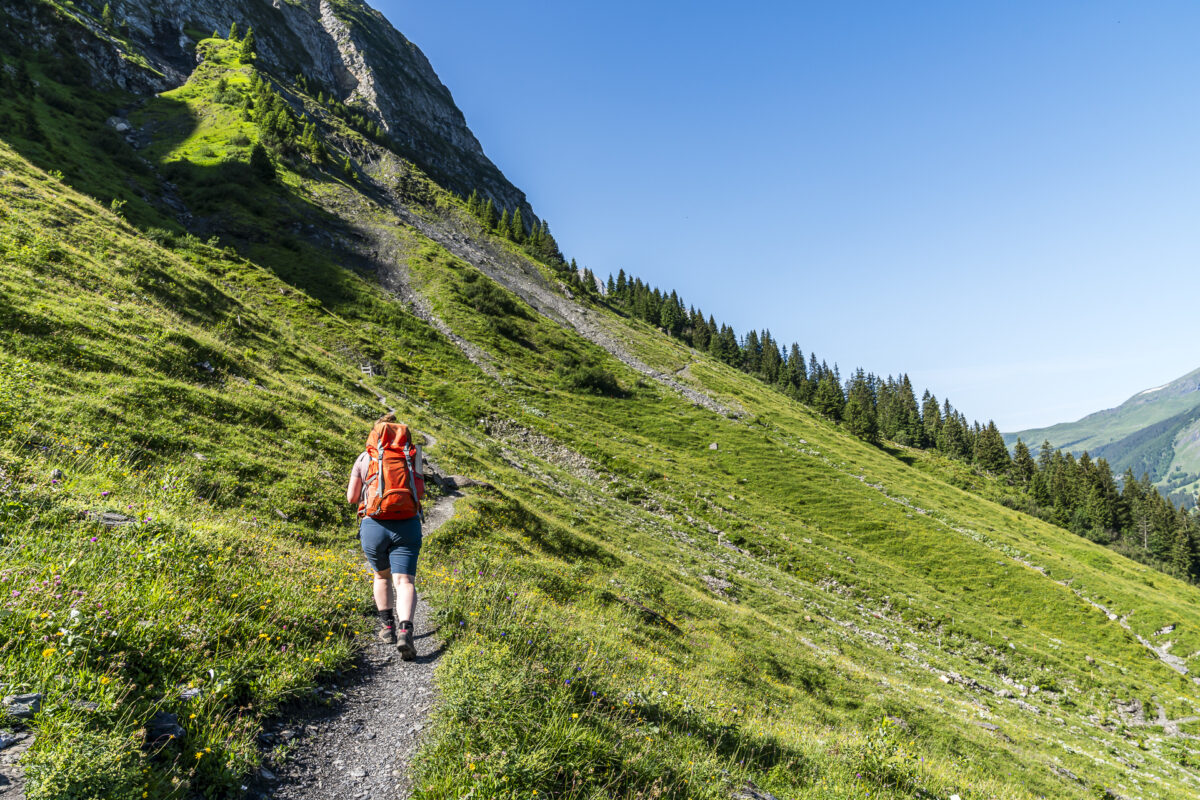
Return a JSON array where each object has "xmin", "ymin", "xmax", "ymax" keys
[
  {"xmin": 553, "ymin": 671, "xmax": 814, "ymax": 795},
  {"xmin": 880, "ymin": 442, "xmax": 916, "ymax": 466},
  {"xmin": 133, "ymin": 102, "xmax": 378, "ymax": 318},
  {"xmin": 1, "ymin": 67, "xmax": 379, "ymax": 322}
]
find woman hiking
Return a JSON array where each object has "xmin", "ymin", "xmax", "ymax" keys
[{"xmin": 346, "ymin": 412, "xmax": 424, "ymax": 660}]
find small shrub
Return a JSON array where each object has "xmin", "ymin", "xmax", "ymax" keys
[
  {"xmin": 23, "ymin": 726, "xmax": 143, "ymax": 800},
  {"xmin": 558, "ymin": 362, "xmax": 624, "ymax": 397},
  {"xmin": 856, "ymin": 717, "xmax": 920, "ymax": 792}
]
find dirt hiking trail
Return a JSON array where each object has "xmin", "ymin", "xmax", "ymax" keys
[{"xmin": 260, "ymin": 488, "xmax": 463, "ymax": 800}]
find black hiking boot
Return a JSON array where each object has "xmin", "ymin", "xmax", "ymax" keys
[
  {"xmin": 376, "ymin": 609, "xmax": 397, "ymax": 645},
  {"xmin": 397, "ymin": 621, "xmax": 416, "ymax": 661}
]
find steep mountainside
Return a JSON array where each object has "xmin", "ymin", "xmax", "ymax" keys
[
  {"xmin": 0, "ymin": 0, "xmax": 530, "ymax": 214},
  {"xmin": 3, "ymin": 3, "xmax": 1200, "ymax": 800},
  {"xmin": 1007, "ymin": 366, "xmax": 1200, "ymax": 496}
]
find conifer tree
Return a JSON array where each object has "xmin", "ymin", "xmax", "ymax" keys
[
  {"xmin": 897, "ymin": 375, "xmax": 922, "ymax": 445},
  {"xmin": 229, "ymin": 21, "xmax": 240, "ymax": 41},
  {"xmin": 21, "ymin": 102, "xmax": 43, "ymax": 142},
  {"xmin": 875, "ymin": 377, "xmax": 900, "ymax": 442},
  {"xmin": 101, "ymin": 3, "xmax": 114, "ymax": 30},
  {"xmin": 920, "ymin": 391, "xmax": 941, "ymax": 447},
  {"xmin": 759, "ymin": 331, "xmax": 783, "ymax": 383},
  {"xmin": 741, "ymin": 330, "xmax": 762, "ymax": 375},
  {"xmin": 342, "ymin": 155, "xmax": 354, "ymax": 179},
  {"xmin": 301, "ymin": 122, "xmax": 324, "ymax": 162},
  {"xmin": 481, "ymin": 198, "xmax": 497, "ymax": 229},
  {"xmin": 813, "ymin": 371, "xmax": 845, "ymax": 421},
  {"xmin": 1010, "ymin": 439, "xmax": 1036, "ymax": 488},
  {"xmin": 660, "ymin": 297, "xmax": 683, "ymax": 335},
  {"xmin": 249, "ymin": 142, "xmax": 275, "ymax": 183},
  {"xmin": 691, "ymin": 313, "xmax": 710, "ymax": 350},
  {"xmin": 497, "ymin": 209, "xmax": 510, "ymax": 239},
  {"xmin": 241, "ymin": 26, "xmax": 256, "ymax": 59},
  {"xmin": 937, "ymin": 405, "xmax": 967, "ymax": 459},
  {"xmin": 787, "ymin": 344, "xmax": 808, "ymax": 397},
  {"xmin": 510, "ymin": 207, "xmax": 524, "ymax": 242},
  {"xmin": 14, "ymin": 62, "xmax": 33, "ymax": 96},
  {"xmin": 974, "ymin": 421, "xmax": 1011, "ymax": 474},
  {"xmin": 845, "ymin": 369, "xmax": 878, "ymax": 442}
]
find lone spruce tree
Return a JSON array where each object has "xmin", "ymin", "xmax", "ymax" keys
[
  {"xmin": 101, "ymin": 3, "xmax": 114, "ymax": 30},
  {"xmin": 240, "ymin": 26, "xmax": 256, "ymax": 59}
]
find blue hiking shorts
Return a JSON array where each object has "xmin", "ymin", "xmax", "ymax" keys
[{"xmin": 359, "ymin": 515, "xmax": 422, "ymax": 576}]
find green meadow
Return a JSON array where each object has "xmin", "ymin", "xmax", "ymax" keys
[{"xmin": 1, "ymin": 29, "xmax": 1200, "ymax": 800}]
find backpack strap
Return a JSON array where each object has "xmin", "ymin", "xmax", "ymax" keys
[{"xmin": 403, "ymin": 444, "xmax": 422, "ymax": 522}]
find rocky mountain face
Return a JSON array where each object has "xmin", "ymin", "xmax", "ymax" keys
[{"xmin": 3, "ymin": 0, "xmax": 528, "ymax": 215}]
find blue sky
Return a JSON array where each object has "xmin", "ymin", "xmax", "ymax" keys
[{"xmin": 376, "ymin": 1, "xmax": 1200, "ymax": 431}]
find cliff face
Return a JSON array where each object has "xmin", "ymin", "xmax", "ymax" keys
[{"xmin": 8, "ymin": 0, "xmax": 528, "ymax": 214}]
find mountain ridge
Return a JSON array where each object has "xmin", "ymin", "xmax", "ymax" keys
[
  {"xmin": 1006, "ymin": 365, "xmax": 1200, "ymax": 496},
  {"xmin": 0, "ymin": 0, "xmax": 531, "ymax": 214}
]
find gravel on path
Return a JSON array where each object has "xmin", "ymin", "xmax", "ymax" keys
[{"xmin": 260, "ymin": 490, "xmax": 462, "ymax": 800}]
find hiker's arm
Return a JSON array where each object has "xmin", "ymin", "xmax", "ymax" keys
[{"xmin": 346, "ymin": 465, "xmax": 362, "ymax": 505}]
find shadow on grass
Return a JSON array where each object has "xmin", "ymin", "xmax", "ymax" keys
[
  {"xmin": 881, "ymin": 442, "xmax": 916, "ymax": 466},
  {"xmin": 0, "ymin": 53, "xmax": 385, "ymax": 322},
  {"xmin": 550, "ymin": 669, "xmax": 815, "ymax": 796}
]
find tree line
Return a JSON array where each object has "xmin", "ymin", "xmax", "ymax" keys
[
  {"xmin": 1005, "ymin": 442, "xmax": 1198, "ymax": 579},
  {"xmin": 463, "ymin": 190, "xmax": 568, "ymax": 270},
  {"xmin": 600, "ymin": 269, "xmax": 1200, "ymax": 584}
]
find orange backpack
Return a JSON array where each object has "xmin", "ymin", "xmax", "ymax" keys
[{"xmin": 358, "ymin": 422, "xmax": 424, "ymax": 521}]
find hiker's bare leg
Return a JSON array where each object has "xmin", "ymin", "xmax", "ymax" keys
[
  {"xmin": 393, "ymin": 572, "xmax": 416, "ymax": 623},
  {"xmin": 373, "ymin": 569, "xmax": 393, "ymax": 611}
]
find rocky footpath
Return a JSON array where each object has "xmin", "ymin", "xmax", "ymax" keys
[{"xmin": 252, "ymin": 488, "xmax": 462, "ymax": 800}]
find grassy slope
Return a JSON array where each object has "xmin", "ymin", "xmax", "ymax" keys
[{"xmin": 2, "ymin": 33, "xmax": 1200, "ymax": 800}]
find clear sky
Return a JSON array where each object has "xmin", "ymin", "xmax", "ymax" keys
[{"xmin": 376, "ymin": 0, "xmax": 1200, "ymax": 431}]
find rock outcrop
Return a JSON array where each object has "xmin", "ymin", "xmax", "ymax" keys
[{"xmin": 1, "ymin": 0, "xmax": 528, "ymax": 215}]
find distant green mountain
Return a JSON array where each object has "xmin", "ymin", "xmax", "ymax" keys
[{"xmin": 1006, "ymin": 366, "xmax": 1200, "ymax": 496}]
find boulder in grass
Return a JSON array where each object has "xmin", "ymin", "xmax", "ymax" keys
[
  {"xmin": 435, "ymin": 474, "xmax": 493, "ymax": 491},
  {"xmin": 81, "ymin": 510, "xmax": 136, "ymax": 528},
  {"xmin": 733, "ymin": 781, "xmax": 781, "ymax": 800},
  {"xmin": 145, "ymin": 711, "xmax": 185, "ymax": 746},
  {"xmin": 2, "ymin": 693, "xmax": 41, "ymax": 720}
]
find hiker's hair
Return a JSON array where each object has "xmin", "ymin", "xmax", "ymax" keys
[{"xmin": 375, "ymin": 411, "xmax": 397, "ymax": 425}]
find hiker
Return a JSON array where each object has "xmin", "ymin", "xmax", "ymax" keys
[{"xmin": 346, "ymin": 411, "xmax": 425, "ymax": 660}]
